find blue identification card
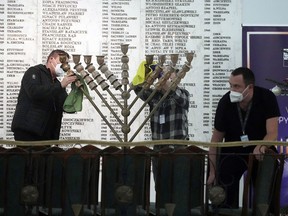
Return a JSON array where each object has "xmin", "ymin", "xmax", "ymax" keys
[
  {"xmin": 240, "ymin": 134, "xmax": 249, "ymax": 147},
  {"xmin": 240, "ymin": 134, "xmax": 249, "ymax": 141}
]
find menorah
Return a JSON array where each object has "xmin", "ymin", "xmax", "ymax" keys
[{"xmin": 59, "ymin": 44, "xmax": 195, "ymax": 143}]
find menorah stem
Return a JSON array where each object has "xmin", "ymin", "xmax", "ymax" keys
[
  {"xmin": 66, "ymin": 56, "xmax": 123, "ymax": 141},
  {"xmin": 171, "ymin": 63, "xmax": 192, "ymax": 91},
  {"xmin": 123, "ymin": 85, "xmax": 128, "ymax": 143},
  {"xmin": 92, "ymin": 87, "xmax": 123, "ymax": 126},
  {"xmin": 129, "ymin": 85, "xmax": 176, "ymax": 142},
  {"xmin": 128, "ymin": 63, "xmax": 164, "ymax": 111},
  {"xmin": 77, "ymin": 85, "xmax": 123, "ymax": 142},
  {"xmin": 75, "ymin": 66, "xmax": 124, "ymax": 126},
  {"xmin": 130, "ymin": 65, "xmax": 190, "ymax": 141},
  {"xmin": 127, "ymin": 72, "xmax": 158, "ymax": 110},
  {"xmin": 128, "ymin": 55, "xmax": 166, "ymax": 109},
  {"xmin": 128, "ymin": 89, "xmax": 157, "ymax": 128},
  {"xmin": 106, "ymin": 88, "xmax": 124, "ymax": 110},
  {"xmin": 128, "ymin": 65, "xmax": 170, "ymax": 129},
  {"xmin": 120, "ymin": 44, "xmax": 130, "ymax": 143},
  {"xmin": 127, "ymin": 86, "xmax": 144, "ymax": 111},
  {"xmin": 129, "ymin": 67, "xmax": 182, "ymax": 142},
  {"xmin": 128, "ymin": 72, "xmax": 155, "ymax": 107},
  {"xmin": 98, "ymin": 63, "xmax": 123, "ymax": 91}
]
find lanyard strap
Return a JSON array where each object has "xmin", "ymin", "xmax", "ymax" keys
[{"xmin": 237, "ymin": 102, "xmax": 252, "ymax": 135}]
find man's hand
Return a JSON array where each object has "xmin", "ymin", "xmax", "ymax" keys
[
  {"xmin": 61, "ymin": 74, "xmax": 77, "ymax": 88},
  {"xmin": 253, "ymin": 145, "xmax": 268, "ymax": 160}
]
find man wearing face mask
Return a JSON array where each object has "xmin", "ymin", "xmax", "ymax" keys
[
  {"xmin": 11, "ymin": 49, "xmax": 77, "ymax": 141},
  {"xmin": 207, "ymin": 67, "xmax": 280, "ymax": 208}
]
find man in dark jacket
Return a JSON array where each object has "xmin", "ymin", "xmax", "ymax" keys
[{"xmin": 11, "ymin": 50, "xmax": 77, "ymax": 141}]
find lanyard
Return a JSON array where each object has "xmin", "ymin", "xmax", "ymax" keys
[{"xmin": 237, "ymin": 102, "xmax": 252, "ymax": 135}]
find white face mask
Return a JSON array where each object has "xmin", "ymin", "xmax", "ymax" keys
[
  {"xmin": 55, "ymin": 63, "xmax": 65, "ymax": 77},
  {"xmin": 229, "ymin": 86, "xmax": 249, "ymax": 103}
]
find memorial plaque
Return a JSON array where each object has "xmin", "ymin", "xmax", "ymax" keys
[{"xmin": 0, "ymin": 0, "xmax": 242, "ymax": 142}]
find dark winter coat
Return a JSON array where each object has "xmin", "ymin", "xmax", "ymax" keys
[{"xmin": 11, "ymin": 64, "xmax": 68, "ymax": 140}]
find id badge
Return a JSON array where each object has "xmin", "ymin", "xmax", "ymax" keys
[
  {"xmin": 240, "ymin": 134, "xmax": 249, "ymax": 142},
  {"xmin": 241, "ymin": 134, "xmax": 249, "ymax": 147},
  {"xmin": 159, "ymin": 114, "xmax": 165, "ymax": 124}
]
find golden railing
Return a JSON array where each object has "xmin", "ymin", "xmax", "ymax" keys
[{"xmin": 1, "ymin": 139, "xmax": 288, "ymax": 149}]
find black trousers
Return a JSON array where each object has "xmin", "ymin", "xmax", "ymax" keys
[
  {"xmin": 218, "ymin": 154, "xmax": 253, "ymax": 208},
  {"xmin": 218, "ymin": 146, "xmax": 278, "ymax": 209},
  {"xmin": 14, "ymin": 129, "xmax": 46, "ymax": 141}
]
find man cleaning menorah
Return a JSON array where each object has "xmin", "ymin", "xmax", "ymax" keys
[
  {"xmin": 11, "ymin": 49, "xmax": 77, "ymax": 142},
  {"xmin": 132, "ymin": 58, "xmax": 190, "ymax": 183}
]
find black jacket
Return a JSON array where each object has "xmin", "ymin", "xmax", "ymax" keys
[{"xmin": 11, "ymin": 64, "xmax": 68, "ymax": 140}]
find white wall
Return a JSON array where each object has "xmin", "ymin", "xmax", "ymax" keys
[{"xmin": 243, "ymin": 0, "xmax": 288, "ymax": 26}]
